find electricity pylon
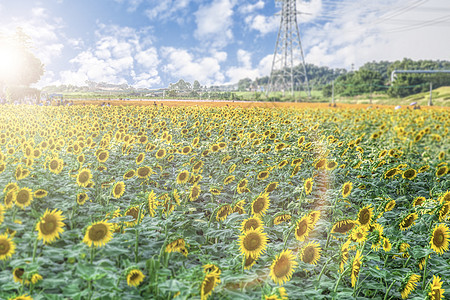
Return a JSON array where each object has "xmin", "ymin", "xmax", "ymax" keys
[{"xmin": 266, "ymin": 0, "xmax": 310, "ymax": 102}]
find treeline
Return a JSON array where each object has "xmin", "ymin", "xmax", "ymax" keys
[{"xmin": 239, "ymin": 58, "xmax": 450, "ymax": 98}]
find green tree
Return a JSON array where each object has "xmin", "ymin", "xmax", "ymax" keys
[
  {"xmin": 238, "ymin": 78, "xmax": 252, "ymax": 91},
  {"xmin": 193, "ymin": 80, "xmax": 201, "ymax": 91}
]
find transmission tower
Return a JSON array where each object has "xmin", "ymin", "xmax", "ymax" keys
[{"xmin": 267, "ymin": 0, "xmax": 310, "ymax": 101}]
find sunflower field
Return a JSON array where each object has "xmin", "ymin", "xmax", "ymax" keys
[{"xmin": 0, "ymin": 104, "xmax": 448, "ymax": 300}]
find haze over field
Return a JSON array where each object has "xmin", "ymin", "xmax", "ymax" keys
[{"xmin": 0, "ymin": 0, "xmax": 449, "ymax": 88}]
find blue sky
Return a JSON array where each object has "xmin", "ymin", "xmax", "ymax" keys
[{"xmin": 0, "ymin": 0, "xmax": 449, "ymax": 89}]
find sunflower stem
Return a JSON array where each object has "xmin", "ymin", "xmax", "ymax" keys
[
  {"xmin": 384, "ymin": 280, "xmax": 396, "ymax": 300},
  {"xmin": 90, "ymin": 247, "xmax": 95, "ymax": 264},
  {"xmin": 32, "ymin": 237, "xmax": 38, "ymax": 263},
  {"xmin": 421, "ymin": 254, "xmax": 429, "ymax": 290},
  {"xmin": 282, "ymin": 226, "xmax": 294, "ymax": 250},
  {"xmin": 333, "ymin": 264, "xmax": 351, "ymax": 296},
  {"xmin": 316, "ymin": 253, "xmax": 339, "ymax": 283}
]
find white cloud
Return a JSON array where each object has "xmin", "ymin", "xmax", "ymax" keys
[
  {"xmin": 302, "ymin": 0, "xmax": 450, "ymax": 69},
  {"xmin": 245, "ymin": 14, "xmax": 279, "ymax": 35},
  {"xmin": 239, "ymin": 1, "xmax": 264, "ymax": 14},
  {"xmin": 144, "ymin": 0, "xmax": 192, "ymax": 22},
  {"xmin": 162, "ymin": 47, "xmax": 226, "ymax": 85},
  {"xmin": 59, "ymin": 24, "xmax": 160, "ymax": 87},
  {"xmin": 194, "ymin": 0, "xmax": 236, "ymax": 48}
]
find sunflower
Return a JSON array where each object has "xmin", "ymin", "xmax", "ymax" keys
[
  {"xmin": 300, "ymin": 241, "xmax": 321, "ymax": 265},
  {"xmin": 428, "ymin": 275, "xmax": 445, "ymax": 300},
  {"xmin": 77, "ymin": 192, "xmax": 89, "ymax": 205},
  {"xmin": 382, "ymin": 237, "xmax": 392, "ymax": 252},
  {"xmin": 436, "ymin": 166, "xmax": 448, "ymax": 177},
  {"xmin": 381, "ymin": 200, "xmax": 395, "ymax": 213},
  {"xmin": 112, "ymin": 181, "xmax": 125, "ymax": 199},
  {"xmin": 278, "ymin": 160, "xmax": 288, "ymax": 169},
  {"xmin": 351, "ymin": 226, "xmax": 368, "ymax": 244},
  {"xmin": 331, "ymin": 219, "xmax": 356, "ymax": 235},
  {"xmin": 127, "ymin": 269, "xmax": 145, "ymax": 287},
  {"xmin": 4, "ymin": 182, "xmax": 19, "ymax": 194},
  {"xmin": 342, "ymin": 182, "xmax": 352, "ymax": 198},
  {"xmin": 13, "ymin": 267, "xmax": 26, "ymax": 284},
  {"xmin": 326, "ymin": 160, "xmax": 338, "ymax": 171},
  {"xmin": 294, "ymin": 215, "xmax": 313, "ymax": 241},
  {"xmin": 155, "ymin": 148, "xmax": 166, "ymax": 159},
  {"xmin": 264, "ymin": 182, "xmax": 279, "ymax": 194},
  {"xmin": 241, "ymin": 217, "xmax": 263, "ymax": 232},
  {"xmin": 165, "ymin": 238, "xmax": 188, "ymax": 255},
  {"xmin": 440, "ymin": 191, "xmax": 450, "ymax": 203},
  {"xmin": 402, "ymin": 168, "xmax": 417, "ymax": 180},
  {"xmin": 15, "ymin": 187, "xmax": 33, "ymax": 209},
  {"xmin": 238, "ymin": 227, "xmax": 268, "ymax": 259},
  {"xmin": 304, "ymin": 178, "xmax": 313, "ymax": 195},
  {"xmin": 76, "ymin": 168, "xmax": 92, "ymax": 187},
  {"xmin": 237, "ymin": 178, "xmax": 248, "ymax": 194},
  {"xmin": 412, "ymin": 196, "xmax": 425, "ymax": 207},
  {"xmin": 189, "ymin": 184, "xmax": 201, "ymax": 201},
  {"xmin": 4, "ymin": 190, "xmax": 16, "ymax": 209},
  {"xmin": 146, "ymin": 190, "xmax": 158, "ymax": 217},
  {"xmin": 439, "ymin": 202, "xmax": 450, "ymax": 221},
  {"xmin": 357, "ymin": 205, "xmax": 373, "ymax": 227},
  {"xmin": 136, "ymin": 166, "xmax": 152, "ymax": 179},
  {"xmin": 33, "ymin": 189, "xmax": 48, "ymax": 198},
  {"xmin": 251, "ymin": 193, "xmax": 270, "ymax": 217},
  {"xmin": 430, "ymin": 223, "xmax": 449, "ymax": 255},
  {"xmin": 233, "ymin": 200, "xmax": 246, "ymax": 215},
  {"xmin": 176, "ymin": 170, "xmax": 190, "ymax": 184},
  {"xmin": 274, "ymin": 214, "xmax": 291, "ymax": 225},
  {"xmin": 0, "ymin": 233, "xmax": 15, "ymax": 260},
  {"xmin": 123, "ymin": 169, "xmax": 135, "ymax": 180},
  {"xmin": 36, "ymin": 209, "xmax": 66, "ymax": 244},
  {"xmin": 83, "ymin": 221, "xmax": 113, "ymax": 248},
  {"xmin": 124, "ymin": 206, "xmax": 144, "ymax": 227},
  {"xmin": 384, "ymin": 167, "xmax": 398, "ymax": 179},
  {"xmin": 243, "ymin": 255, "xmax": 257, "ymax": 270},
  {"xmin": 314, "ymin": 158, "xmax": 327, "ymax": 169},
  {"xmin": 401, "ymin": 274, "xmax": 421, "ymax": 299},
  {"xmin": 181, "ymin": 145, "xmax": 192, "ymax": 155},
  {"xmin": 308, "ymin": 210, "xmax": 321, "ymax": 227},
  {"xmin": 31, "ymin": 273, "xmax": 43, "ymax": 284},
  {"xmin": 269, "ymin": 249, "xmax": 298, "ymax": 285},
  {"xmin": 135, "ymin": 152, "xmax": 145, "ymax": 165},
  {"xmin": 216, "ymin": 204, "xmax": 232, "ymax": 222},
  {"xmin": 48, "ymin": 158, "xmax": 63, "ymax": 174},
  {"xmin": 399, "ymin": 213, "xmax": 418, "ymax": 231},
  {"xmin": 351, "ymin": 250, "xmax": 363, "ymax": 287},
  {"xmin": 418, "ymin": 165, "xmax": 430, "ymax": 173},
  {"xmin": 200, "ymin": 273, "xmax": 220, "ymax": 300},
  {"xmin": 97, "ymin": 150, "xmax": 109, "ymax": 163},
  {"xmin": 257, "ymin": 170, "xmax": 270, "ymax": 181}
]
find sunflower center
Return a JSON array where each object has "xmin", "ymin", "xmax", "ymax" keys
[
  {"xmin": 40, "ymin": 217, "xmax": 57, "ymax": 235},
  {"xmin": 302, "ymin": 246, "xmax": 315, "ymax": 263},
  {"xmin": 253, "ymin": 198, "xmax": 265, "ymax": 213},
  {"xmin": 359, "ymin": 209, "xmax": 370, "ymax": 225},
  {"xmin": 14, "ymin": 268, "xmax": 24, "ymax": 278},
  {"xmin": 191, "ymin": 187, "xmax": 199, "ymax": 198},
  {"xmin": 89, "ymin": 224, "xmax": 108, "ymax": 241},
  {"xmin": 130, "ymin": 272, "xmax": 139, "ymax": 281},
  {"xmin": 202, "ymin": 276, "xmax": 215, "ymax": 295},
  {"xmin": 243, "ymin": 232, "xmax": 261, "ymax": 251},
  {"xmin": 16, "ymin": 190, "xmax": 30, "ymax": 204},
  {"xmin": 245, "ymin": 220, "xmax": 259, "ymax": 231},
  {"xmin": 178, "ymin": 173, "xmax": 187, "ymax": 181},
  {"xmin": 78, "ymin": 171, "xmax": 90, "ymax": 183},
  {"xmin": 50, "ymin": 160, "xmax": 59, "ymax": 169},
  {"xmin": 0, "ymin": 240, "xmax": 10, "ymax": 254},
  {"xmin": 296, "ymin": 221, "xmax": 308, "ymax": 237},
  {"xmin": 273, "ymin": 256, "xmax": 290, "ymax": 278},
  {"xmin": 126, "ymin": 208, "xmax": 139, "ymax": 220},
  {"xmin": 433, "ymin": 231, "xmax": 444, "ymax": 246},
  {"xmin": 114, "ymin": 185, "xmax": 123, "ymax": 195}
]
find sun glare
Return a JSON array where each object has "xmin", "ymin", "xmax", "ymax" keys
[{"xmin": 0, "ymin": 41, "xmax": 24, "ymax": 83}]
